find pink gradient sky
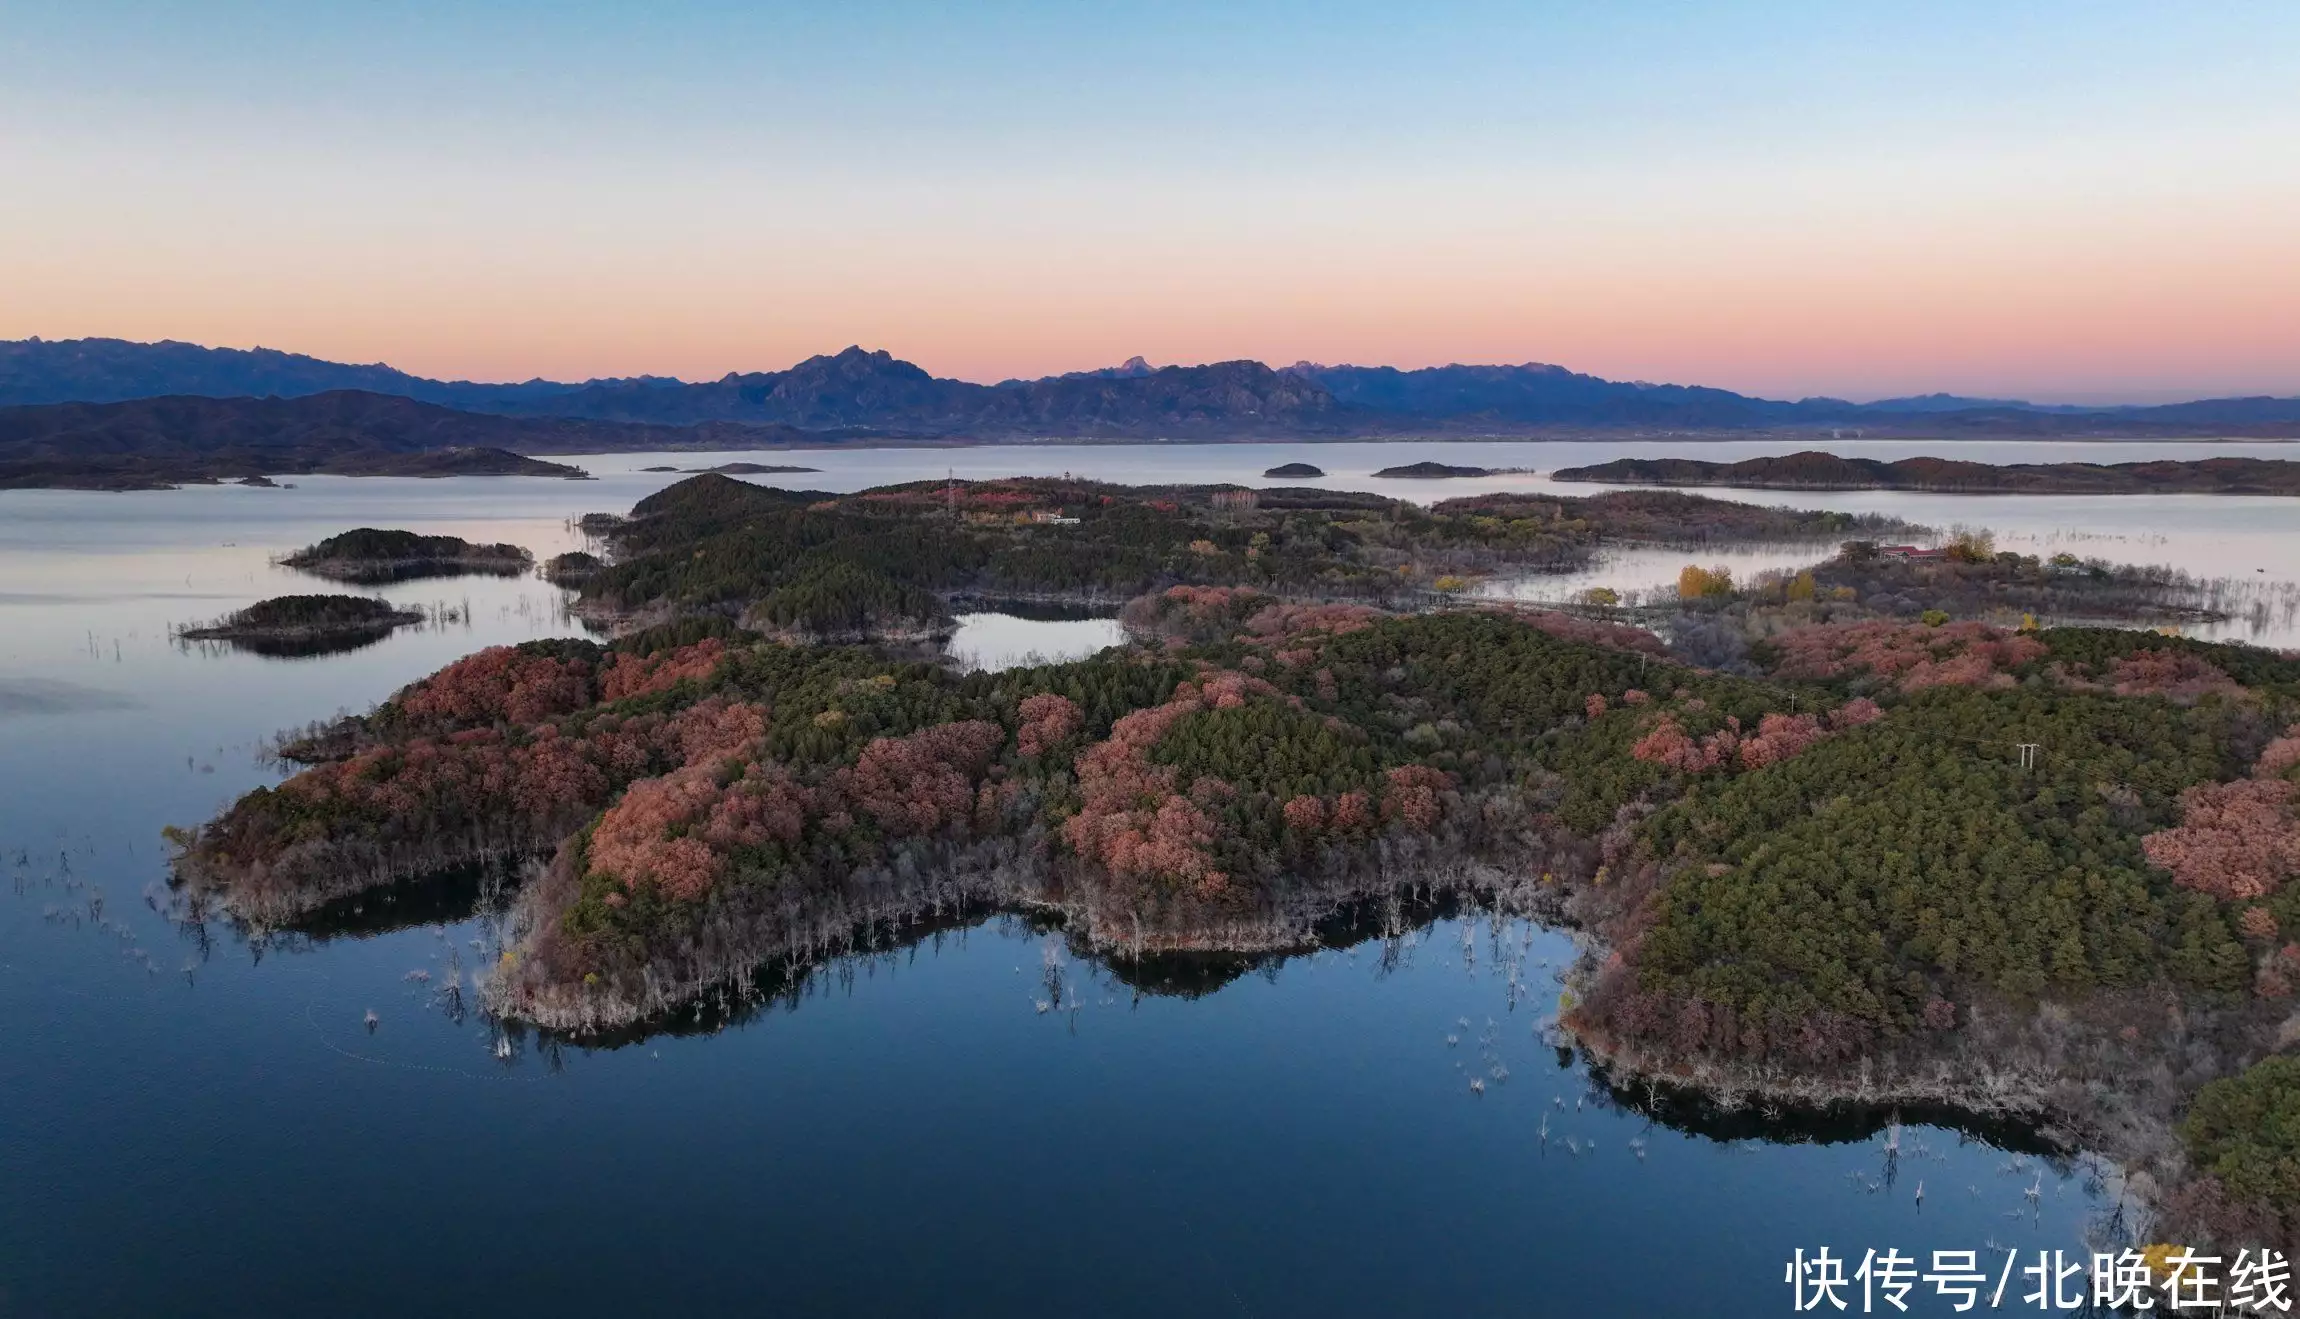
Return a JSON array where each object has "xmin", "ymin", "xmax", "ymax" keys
[{"xmin": 4, "ymin": 3, "xmax": 2297, "ymax": 403}]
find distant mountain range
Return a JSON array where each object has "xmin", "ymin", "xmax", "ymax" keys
[
  {"xmin": 4, "ymin": 336, "xmax": 2299, "ymax": 441},
  {"xmin": 487, "ymin": 348, "xmax": 1345, "ymax": 435}
]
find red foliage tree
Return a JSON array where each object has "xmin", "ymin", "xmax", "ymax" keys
[
  {"xmin": 397, "ymin": 646, "xmax": 595, "ymax": 726},
  {"xmin": 2254, "ymin": 725, "xmax": 2300, "ymax": 781},
  {"xmin": 1768, "ymin": 620, "xmax": 2043, "ymax": 691},
  {"xmin": 2142, "ymin": 778, "xmax": 2300, "ymax": 901},
  {"xmin": 599, "ymin": 638, "xmax": 726, "ymax": 702},
  {"xmin": 1629, "ymin": 714, "xmax": 1725, "ymax": 772},
  {"xmin": 1059, "ymin": 673, "xmax": 1287, "ymax": 897},
  {"xmin": 1282, "ymin": 794, "xmax": 1327, "ymax": 834},
  {"xmin": 1629, "ymin": 701, "xmax": 1872, "ymax": 775},
  {"xmin": 835, "ymin": 720, "xmax": 1004, "ymax": 837},
  {"xmin": 703, "ymin": 764, "xmax": 815, "ymax": 851},
  {"xmin": 2104, "ymin": 648, "xmax": 2244, "ymax": 702},
  {"xmin": 1380, "ymin": 765, "xmax": 1452, "ymax": 831},
  {"xmin": 1736, "ymin": 712, "xmax": 1827, "ymax": 770},
  {"xmin": 1015, "ymin": 693, "xmax": 1083, "ymax": 758},
  {"xmin": 1241, "ymin": 601, "xmax": 1384, "ymax": 645},
  {"xmin": 1828, "ymin": 696, "xmax": 1884, "ymax": 728},
  {"xmin": 672, "ymin": 698, "xmax": 769, "ymax": 766},
  {"xmin": 587, "ymin": 764, "xmax": 725, "ymax": 901}
]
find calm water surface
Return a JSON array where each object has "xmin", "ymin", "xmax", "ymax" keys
[{"xmin": 6, "ymin": 442, "xmax": 2288, "ymax": 1315}]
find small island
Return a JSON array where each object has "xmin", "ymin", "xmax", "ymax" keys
[
  {"xmin": 1373, "ymin": 461, "xmax": 1496, "ymax": 479},
  {"xmin": 543, "ymin": 550, "xmax": 605, "ymax": 585},
  {"xmin": 640, "ymin": 465, "xmax": 681, "ymax": 472},
  {"xmin": 319, "ymin": 447, "xmax": 591, "ymax": 481},
  {"xmin": 689, "ymin": 462, "xmax": 821, "ymax": 475},
  {"xmin": 1553, "ymin": 450, "xmax": 2300, "ymax": 495},
  {"xmin": 176, "ymin": 594, "xmax": 422, "ymax": 657},
  {"xmin": 281, "ymin": 528, "xmax": 535, "ymax": 584},
  {"xmin": 1262, "ymin": 462, "xmax": 1326, "ymax": 478}
]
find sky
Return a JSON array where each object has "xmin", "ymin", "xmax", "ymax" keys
[{"xmin": 2, "ymin": 1, "xmax": 2297, "ymax": 404}]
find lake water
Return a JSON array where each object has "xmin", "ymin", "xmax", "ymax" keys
[{"xmin": 5, "ymin": 438, "xmax": 2291, "ymax": 1316}]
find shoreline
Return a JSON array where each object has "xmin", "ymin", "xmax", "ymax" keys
[{"xmin": 166, "ymin": 769, "xmax": 2224, "ymax": 1240}]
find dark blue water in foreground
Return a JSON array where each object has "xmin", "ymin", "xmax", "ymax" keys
[{"xmin": 1, "ymin": 460, "xmax": 2232, "ymax": 1316}]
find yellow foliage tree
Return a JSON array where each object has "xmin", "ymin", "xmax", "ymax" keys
[
  {"xmin": 1947, "ymin": 530, "xmax": 1996, "ymax": 563},
  {"xmin": 1678, "ymin": 564, "xmax": 1734, "ymax": 599}
]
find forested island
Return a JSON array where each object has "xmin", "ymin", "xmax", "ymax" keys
[
  {"xmin": 168, "ymin": 473, "xmax": 2300, "ymax": 1252},
  {"xmin": 176, "ymin": 594, "xmax": 423, "ymax": 656},
  {"xmin": 689, "ymin": 462, "xmax": 821, "ymax": 475},
  {"xmin": 1554, "ymin": 450, "xmax": 2300, "ymax": 495},
  {"xmin": 1263, "ymin": 463, "xmax": 1325, "ymax": 478},
  {"xmin": 0, "ymin": 444, "xmax": 588, "ymax": 491},
  {"xmin": 282, "ymin": 529, "xmax": 535, "ymax": 584},
  {"xmin": 543, "ymin": 551, "xmax": 605, "ymax": 586},
  {"xmin": 1373, "ymin": 461, "xmax": 1499, "ymax": 478}
]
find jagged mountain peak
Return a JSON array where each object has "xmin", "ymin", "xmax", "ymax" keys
[{"xmin": 8, "ymin": 335, "xmax": 2300, "ymax": 437}]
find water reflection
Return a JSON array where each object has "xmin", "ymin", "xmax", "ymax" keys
[
  {"xmin": 297, "ymin": 883, "xmax": 2135, "ymax": 1264},
  {"xmin": 235, "ymin": 866, "xmax": 2092, "ymax": 1176},
  {"xmin": 279, "ymin": 559, "xmax": 531, "ymax": 586},
  {"xmin": 0, "ymin": 675, "xmax": 144, "ymax": 717},
  {"xmin": 942, "ymin": 610, "xmax": 1128, "ymax": 672},
  {"xmin": 263, "ymin": 863, "xmax": 510, "ymax": 944},
  {"xmin": 1480, "ymin": 540, "xmax": 1846, "ymax": 606},
  {"xmin": 175, "ymin": 627, "xmax": 405, "ymax": 659},
  {"xmin": 8, "ymin": 809, "xmax": 2132, "ymax": 1317}
]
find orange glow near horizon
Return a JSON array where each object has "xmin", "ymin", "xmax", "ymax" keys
[
  {"xmin": 5, "ymin": 9, "xmax": 2298, "ymax": 404},
  {"xmin": 10, "ymin": 196, "xmax": 2293, "ymax": 404}
]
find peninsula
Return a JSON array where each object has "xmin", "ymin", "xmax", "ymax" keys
[{"xmin": 168, "ymin": 473, "xmax": 2300, "ymax": 1250}]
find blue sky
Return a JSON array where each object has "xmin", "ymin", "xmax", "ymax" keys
[{"xmin": 4, "ymin": 1, "xmax": 2296, "ymax": 400}]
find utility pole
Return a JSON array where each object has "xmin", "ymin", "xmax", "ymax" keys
[{"xmin": 2016, "ymin": 743, "xmax": 2040, "ymax": 770}]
